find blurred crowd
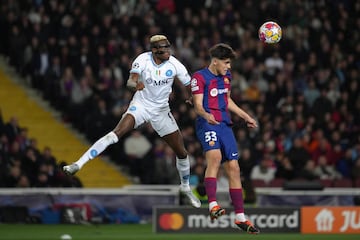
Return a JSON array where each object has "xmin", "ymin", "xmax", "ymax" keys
[
  {"xmin": 0, "ymin": 112, "xmax": 82, "ymax": 187},
  {"xmin": 0, "ymin": 0, "xmax": 359, "ymax": 188}
]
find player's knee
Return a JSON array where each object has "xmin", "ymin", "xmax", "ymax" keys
[
  {"xmin": 176, "ymin": 149, "xmax": 187, "ymax": 159},
  {"xmin": 227, "ymin": 164, "xmax": 240, "ymax": 176}
]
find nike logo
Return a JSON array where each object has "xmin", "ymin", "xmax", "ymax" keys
[{"xmin": 231, "ymin": 153, "xmax": 238, "ymax": 157}]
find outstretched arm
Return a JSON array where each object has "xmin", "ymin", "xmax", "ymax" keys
[{"xmin": 228, "ymin": 96, "xmax": 257, "ymax": 128}]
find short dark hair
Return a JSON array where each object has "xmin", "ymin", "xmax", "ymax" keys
[{"xmin": 209, "ymin": 43, "xmax": 236, "ymax": 60}]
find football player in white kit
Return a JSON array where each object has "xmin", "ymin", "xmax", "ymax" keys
[{"xmin": 63, "ymin": 35, "xmax": 201, "ymax": 208}]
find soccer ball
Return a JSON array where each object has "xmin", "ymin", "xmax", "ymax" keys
[
  {"xmin": 258, "ymin": 21, "xmax": 282, "ymax": 44},
  {"xmin": 60, "ymin": 234, "xmax": 72, "ymax": 240}
]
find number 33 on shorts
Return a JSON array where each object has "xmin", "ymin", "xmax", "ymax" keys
[{"xmin": 205, "ymin": 131, "xmax": 217, "ymax": 147}]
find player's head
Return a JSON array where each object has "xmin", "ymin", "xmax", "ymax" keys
[
  {"xmin": 209, "ymin": 43, "xmax": 236, "ymax": 60},
  {"xmin": 209, "ymin": 43, "xmax": 236, "ymax": 75},
  {"xmin": 150, "ymin": 34, "xmax": 171, "ymax": 62}
]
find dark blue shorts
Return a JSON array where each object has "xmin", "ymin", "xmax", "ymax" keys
[{"xmin": 195, "ymin": 120, "xmax": 239, "ymax": 162}]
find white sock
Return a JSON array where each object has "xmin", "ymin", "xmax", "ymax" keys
[
  {"xmin": 176, "ymin": 156, "xmax": 190, "ymax": 186},
  {"xmin": 236, "ymin": 213, "xmax": 246, "ymax": 222},
  {"xmin": 75, "ymin": 131, "xmax": 118, "ymax": 169},
  {"xmin": 209, "ymin": 201, "xmax": 218, "ymax": 211}
]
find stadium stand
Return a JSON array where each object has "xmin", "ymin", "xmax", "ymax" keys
[{"xmin": 0, "ymin": 0, "xmax": 358, "ymax": 191}]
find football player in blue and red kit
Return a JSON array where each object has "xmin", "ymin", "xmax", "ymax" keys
[{"xmin": 191, "ymin": 43, "xmax": 260, "ymax": 234}]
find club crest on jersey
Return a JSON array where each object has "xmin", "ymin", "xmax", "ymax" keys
[
  {"xmin": 165, "ymin": 69, "xmax": 173, "ymax": 76},
  {"xmin": 224, "ymin": 77, "xmax": 229, "ymax": 84}
]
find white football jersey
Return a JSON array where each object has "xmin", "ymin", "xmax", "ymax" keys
[{"xmin": 129, "ymin": 52, "xmax": 191, "ymax": 108}]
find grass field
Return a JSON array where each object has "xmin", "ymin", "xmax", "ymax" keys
[{"xmin": 0, "ymin": 224, "xmax": 359, "ymax": 240}]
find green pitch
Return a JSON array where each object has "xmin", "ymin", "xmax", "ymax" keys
[{"xmin": 0, "ymin": 224, "xmax": 358, "ymax": 240}]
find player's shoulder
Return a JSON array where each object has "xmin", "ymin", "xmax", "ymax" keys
[
  {"xmin": 168, "ymin": 55, "xmax": 185, "ymax": 67},
  {"xmin": 193, "ymin": 68, "xmax": 208, "ymax": 78},
  {"xmin": 134, "ymin": 52, "xmax": 152, "ymax": 62}
]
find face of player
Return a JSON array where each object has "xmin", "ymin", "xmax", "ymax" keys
[
  {"xmin": 152, "ymin": 40, "xmax": 171, "ymax": 63},
  {"xmin": 214, "ymin": 58, "xmax": 231, "ymax": 76}
]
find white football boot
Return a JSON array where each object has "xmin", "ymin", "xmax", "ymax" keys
[
  {"xmin": 63, "ymin": 163, "xmax": 80, "ymax": 175},
  {"xmin": 179, "ymin": 184, "xmax": 201, "ymax": 208}
]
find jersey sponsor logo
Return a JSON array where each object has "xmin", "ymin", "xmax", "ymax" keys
[
  {"xmin": 146, "ymin": 78, "xmax": 153, "ymax": 84},
  {"xmin": 210, "ymin": 88, "xmax": 228, "ymax": 97},
  {"xmin": 166, "ymin": 69, "xmax": 173, "ymax": 76},
  {"xmin": 153, "ymin": 78, "xmax": 171, "ymax": 86},
  {"xmin": 210, "ymin": 88, "xmax": 218, "ymax": 97}
]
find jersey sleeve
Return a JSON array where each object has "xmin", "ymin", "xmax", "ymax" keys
[
  {"xmin": 191, "ymin": 72, "xmax": 205, "ymax": 95},
  {"xmin": 172, "ymin": 57, "xmax": 191, "ymax": 86},
  {"xmin": 130, "ymin": 53, "xmax": 147, "ymax": 75}
]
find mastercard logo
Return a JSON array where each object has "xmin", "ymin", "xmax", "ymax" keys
[{"xmin": 159, "ymin": 213, "xmax": 184, "ymax": 230}]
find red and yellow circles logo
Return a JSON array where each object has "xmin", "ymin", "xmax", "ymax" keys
[{"xmin": 159, "ymin": 213, "xmax": 184, "ymax": 230}]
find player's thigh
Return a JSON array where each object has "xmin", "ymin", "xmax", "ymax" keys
[
  {"xmin": 195, "ymin": 121, "xmax": 222, "ymax": 152},
  {"xmin": 219, "ymin": 125, "xmax": 239, "ymax": 161},
  {"xmin": 123, "ymin": 101, "xmax": 149, "ymax": 128},
  {"xmin": 150, "ymin": 109, "xmax": 179, "ymax": 137}
]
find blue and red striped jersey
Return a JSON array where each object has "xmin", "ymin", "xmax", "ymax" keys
[{"xmin": 191, "ymin": 68, "xmax": 232, "ymax": 125}]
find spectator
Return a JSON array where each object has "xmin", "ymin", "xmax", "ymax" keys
[
  {"xmin": 238, "ymin": 148, "xmax": 255, "ymax": 181},
  {"xmin": 123, "ymin": 130, "xmax": 152, "ymax": 181},
  {"xmin": 314, "ymin": 155, "xmax": 342, "ymax": 180},
  {"xmin": 286, "ymin": 136, "xmax": 311, "ymax": 171},
  {"xmin": 275, "ymin": 155, "xmax": 295, "ymax": 181},
  {"xmin": 250, "ymin": 156, "xmax": 276, "ymax": 184},
  {"xmin": 297, "ymin": 160, "xmax": 318, "ymax": 181},
  {"xmin": 303, "ymin": 78, "xmax": 320, "ymax": 108}
]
